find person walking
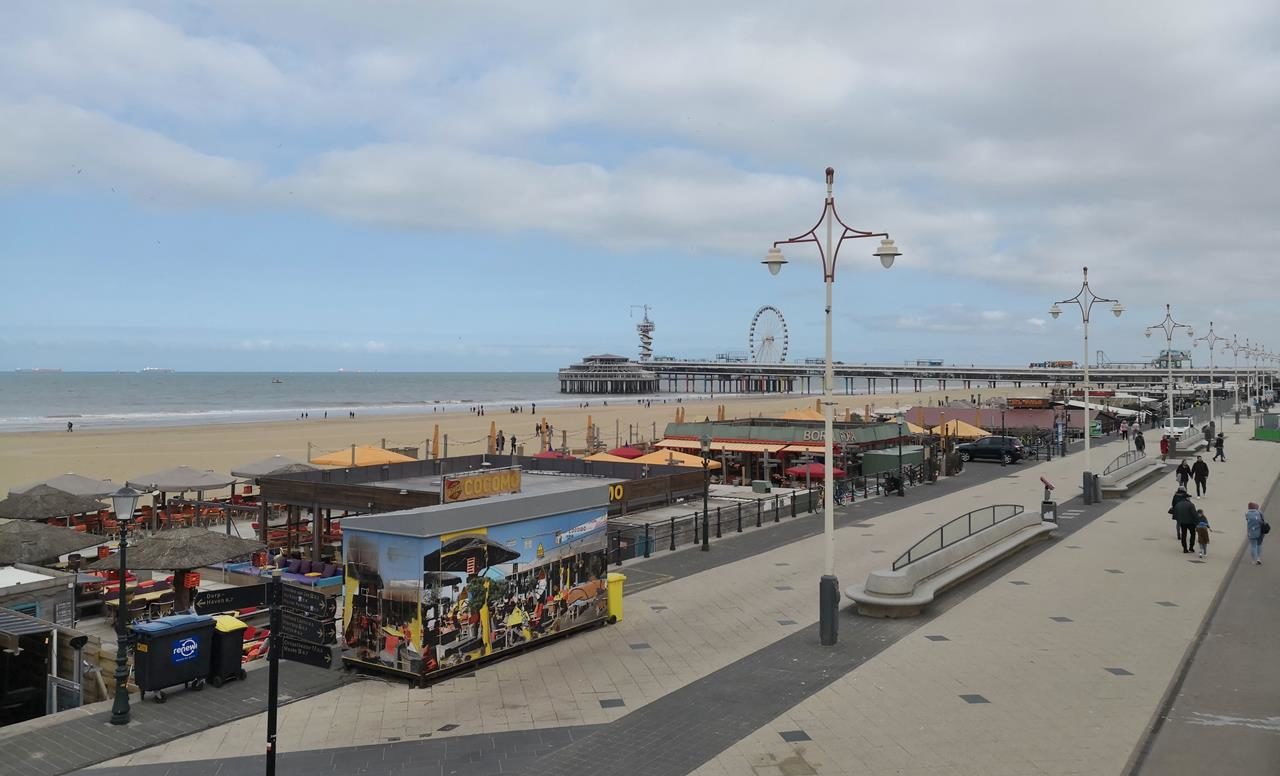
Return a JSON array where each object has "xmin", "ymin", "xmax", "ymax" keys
[
  {"xmin": 509, "ymin": 434, "xmax": 518, "ymax": 455},
  {"xmin": 1159, "ymin": 435, "xmax": 1170, "ymax": 462},
  {"xmin": 1173, "ymin": 492, "xmax": 1199, "ymax": 554},
  {"xmin": 1245, "ymin": 502, "xmax": 1268, "ymax": 565},
  {"xmin": 1170, "ymin": 486, "xmax": 1192, "ymax": 543},
  {"xmin": 497, "ymin": 431, "xmax": 506, "ymax": 454},
  {"xmin": 1175, "ymin": 460, "xmax": 1192, "ymax": 490},
  {"xmin": 1195, "ymin": 509, "xmax": 1212, "ymax": 558},
  {"xmin": 1134, "ymin": 429, "xmax": 1146, "ymax": 455},
  {"xmin": 1191, "ymin": 455, "xmax": 1210, "ymax": 496},
  {"xmin": 1120, "ymin": 419, "xmax": 1129, "ymax": 441},
  {"xmin": 1213, "ymin": 432, "xmax": 1226, "ymax": 462},
  {"xmin": 66, "ymin": 421, "xmax": 73, "ymax": 432}
]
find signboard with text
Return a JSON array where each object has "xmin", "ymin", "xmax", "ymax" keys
[
  {"xmin": 442, "ymin": 467, "xmax": 522, "ymax": 503},
  {"xmin": 193, "ymin": 583, "xmax": 268, "ymax": 614},
  {"xmin": 279, "ymin": 583, "xmax": 337, "ymax": 619},
  {"xmin": 280, "ymin": 608, "xmax": 337, "ymax": 646},
  {"xmin": 281, "ymin": 636, "xmax": 333, "ymax": 669}
]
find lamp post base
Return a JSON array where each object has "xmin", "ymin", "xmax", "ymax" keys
[{"xmin": 819, "ymin": 575, "xmax": 840, "ymax": 646}]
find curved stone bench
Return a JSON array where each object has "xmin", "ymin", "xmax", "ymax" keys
[
  {"xmin": 1100, "ymin": 457, "xmax": 1166, "ymax": 497},
  {"xmin": 846, "ymin": 509, "xmax": 1056, "ymax": 618}
]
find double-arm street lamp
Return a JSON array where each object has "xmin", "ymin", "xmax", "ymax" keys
[
  {"xmin": 1050, "ymin": 267, "xmax": 1123, "ymax": 478},
  {"xmin": 109, "ymin": 486, "xmax": 142, "ymax": 726},
  {"xmin": 1226, "ymin": 335, "xmax": 1246, "ymax": 422},
  {"xmin": 1145, "ymin": 304, "xmax": 1194, "ymax": 430},
  {"xmin": 1193, "ymin": 322, "xmax": 1225, "ymax": 424},
  {"xmin": 763, "ymin": 166, "xmax": 900, "ymax": 647}
]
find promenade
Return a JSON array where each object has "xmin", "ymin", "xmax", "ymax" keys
[{"xmin": 1, "ymin": 425, "xmax": 1270, "ymax": 776}]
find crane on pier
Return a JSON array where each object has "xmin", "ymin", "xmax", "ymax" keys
[{"xmin": 631, "ymin": 305, "xmax": 655, "ymax": 362}]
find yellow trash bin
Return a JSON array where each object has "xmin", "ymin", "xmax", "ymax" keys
[{"xmin": 606, "ymin": 572, "xmax": 626, "ymax": 623}]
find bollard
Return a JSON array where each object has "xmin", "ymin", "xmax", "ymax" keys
[
  {"xmin": 791, "ymin": 494, "xmax": 797, "ymax": 517},
  {"xmin": 692, "ymin": 512, "xmax": 699, "ymax": 544},
  {"xmin": 716, "ymin": 507, "xmax": 722, "ymax": 538},
  {"xmin": 756, "ymin": 500, "xmax": 762, "ymax": 528},
  {"xmin": 643, "ymin": 523, "xmax": 651, "ymax": 559},
  {"xmin": 669, "ymin": 516, "xmax": 676, "ymax": 551},
  {"xmin": 737, "ymin": 504, "xmax": 742, "ymax": 532}
]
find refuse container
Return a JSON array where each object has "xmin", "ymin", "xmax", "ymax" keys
[
  {"xmin": 208, "ymin": 615, "xmax": 249, "ymax": 687},
  {"xmin": 606, "ymin": 572, "xmax": 626, "ymax": 623},
  {"xmin": 130, "ymin": 613, "xmax": 215, "ymax": 703}
]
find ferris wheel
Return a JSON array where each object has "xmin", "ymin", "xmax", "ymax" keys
[{"xmin": 749, "ymin": 305, "xmax": 789, "ymax": 363}]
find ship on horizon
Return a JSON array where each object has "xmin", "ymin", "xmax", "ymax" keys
[
  {"xmin": 14, "ymin": 367, "xmax": 62, "ymax": 373},
  {"xmin": 141, "ymin": 367, "xmax": 174, "ymax": 373}
]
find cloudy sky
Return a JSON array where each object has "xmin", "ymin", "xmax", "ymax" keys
[{"xmin": 2, "ymin": 1, "xmax": 1278, "ymax": 372}]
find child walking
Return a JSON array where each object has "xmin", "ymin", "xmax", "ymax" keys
[{"xmin": 1195, "ymin": 510, "xmax": 1212, "ymax": 559}]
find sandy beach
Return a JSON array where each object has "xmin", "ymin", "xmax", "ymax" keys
[{"xmin": 0, "ymin": 387, "xmax": 1046, "ymax": 495}]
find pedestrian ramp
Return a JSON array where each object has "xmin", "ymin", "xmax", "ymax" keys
[{"xmin": 846, "ymin": 504, "xmax": 1056, "ymax": 618}]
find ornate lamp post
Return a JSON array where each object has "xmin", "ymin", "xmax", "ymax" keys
[
  {"xmin": 762, "ymin": 166, "xmax": 900, "ymax": 647},
  {"xmin": 1193, "ymin": 322, "xmax": 1225, "ymax": 424},
  {"xmin": 108, "ymin": 486, "xmax": 142, "ymax": 726},
  {"xmin": 1049, "ymin": 267, "xmax": 1123, "ymax": 479},
  {"xmin": 895, "ymin": 412, "xmax": 906, "ymax": 496},
  {"xmin": 1145, "ymin": 305, "xmax": 1194, "ymax": 432}
]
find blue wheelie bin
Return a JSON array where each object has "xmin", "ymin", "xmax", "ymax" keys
[{"xmin": 130, "ymin": 614, "xmax": 216, "ymax": 703}]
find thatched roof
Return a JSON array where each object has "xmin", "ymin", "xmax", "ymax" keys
[
  {"xmin": 10, "ymin": 473, "xmax": 118, "ymax": 497},
  {"xmin": 87, "ymin": 527, "xmax": 263, "ymax": 571},
  {"xmin": 0, "ymin": 485, "xmax": 105, "ymax": 520},
  {"xmin": 126, "ymin": 466, "xmax": 237, "ymax": 492},
  {"xmin": 230, "ymin": 455, "xmax": 319, "ymax": 479},
  {"xmin": 0, "ymin": 521, "xmax": 103, "ymax": 565}
]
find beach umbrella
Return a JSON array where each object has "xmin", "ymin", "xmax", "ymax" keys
[
  {"xmin": 126, "ymin": 465, "xmax": 237, "ymax": 493},
  {"xmin": 87, "ymin": 526, "xmax": 264, "ymax": 611},
  {"xmin": 583, "ymin": 452, "xmax": 636, "ymax": 463},
  {"xmin": 423, "ymin": 535, "xmax": 521, "ymax": 574},
  {"xmin": 931, "ymin": 419, "xmax": 990, "ymax": 439},
  {"xmin": 0, "ymin": 521, "xmax": 103, "ymax": 565},
  {"xmin": 632, "ymin": 449, "xmax": 722, "ymax": 469},
  {"xmin": 0, "ymin": 485, "xmax": 106, "ymax": 521},
  {"xmin": 784, "ymin": 463, "xmax": 846, "ymax": 479},
  {"xmin": 606, "ymin": 446, "xmax": 645, "ymax": 459},
  {"xmin": 230, "ymin": 455, "xmax": 320, "ymax": 479},
  {"xmin": 309, "ymin": 445, "xmax": 416, "ymax": 467},
  {"xmin": 531, "ymin": 450, "xmax": 574, "ymax": 460},
  {"xmin": 9, "ymin": 473, "xmax": 118, "ymax": 498}
]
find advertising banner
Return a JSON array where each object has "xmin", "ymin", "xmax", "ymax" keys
[{"xmin": 442, "ymin": 467, "xmax": 522, "ymax": 503}]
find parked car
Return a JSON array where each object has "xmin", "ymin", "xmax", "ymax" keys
[
  {"xmin": 956, "ymin": 436, "xmax": 1024, "ymax": 464},
  {"xmin": 1161, "ymin": 416, "xmax": 1194, "ymax": 440}
]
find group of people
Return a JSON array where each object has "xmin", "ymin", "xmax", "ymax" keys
[
  {"xmin": 1164, "ymin": 439, "xmax": 1268, "ymax": 564},
  {"xmin": 1169, "ymin": 486, "xmax": 1214, "ymax": 557}
]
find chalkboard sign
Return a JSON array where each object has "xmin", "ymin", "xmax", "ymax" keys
[
  {"xmin": 279, "ymin": 583, "xmax": 337, "ymax": 618},
  {"xmin": 54, "ymin": 601, "xmax": 74, "ymax": 626},
  {"xmin": 193, "ymin": 584, "xmax": 269, "ymax": 614},
  {"xmin": 280, "ymin": 608, "xmax": 336, "ymax": 646},
  {"xmin": 281, "ymin": 636, "xmax": 333, "ymax": 669}
]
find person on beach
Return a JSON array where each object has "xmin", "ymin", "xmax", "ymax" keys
[
  {"xmin": 1195, "ymin": 510, "xmax": 1212, "ymax": 558},
  {"xmin": 509, "ymin": 434, "xmax": 517, "ymax": 454},
  {"xmin": 1134, "ymin": 429, "xmax": 1146, "ymax": 455},
  {"xmin": 497, "ymin": 431, "xmax": 505, "ymax": 454},
  {"xmin": 1245, "ymin": 502, "xmax": 1267, "ymax": 564},
  {"xmin": 1191, "ymin": 455, "xmax": 1210, "ymax": 496},
  {"xmin": 1172, "ymin": 491, "xmax": 1199, "ymax": 553},
  {"xmin": 1213, "ymin": 432, "xmax": 1226, "ymax": 462},
  {"xmin": 1175, "ymin": 460, "xmax": 1192, "ymax": 490},
  {"xmin": 1159, "ymin": 435, "xmax": 1170, "ymax": 461},
  {"xmin": 66, "ymin": 421, "xmax": 73, "ymax": 432}
]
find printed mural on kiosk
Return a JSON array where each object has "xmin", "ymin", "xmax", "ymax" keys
[{"xmin": 342, "ymin": 508, "xmax": 609, "ymax": 677}]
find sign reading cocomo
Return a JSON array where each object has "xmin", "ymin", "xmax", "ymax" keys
[{"xmin": 443, "ymin": 468, "xmax": 522, "ymax": 503}]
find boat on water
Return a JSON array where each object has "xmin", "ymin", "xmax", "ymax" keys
[
  {"xmin": 141, "ymin": 367, "xmax": 174, "ymax": 373},
  {"xmin": 272, "ymin": 378, "xmax": 284, "ymax": 384},
  {"xmin": 15, "ymin": 367, "xmax": 63, "ymax": 373}
]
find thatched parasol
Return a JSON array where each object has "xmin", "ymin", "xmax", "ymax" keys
[
  {"xmin": 0, "ymin": 521, "xmax": 103, "ymax": 565},
  {"xmin": 10, "ymin": 473, "xmax": 118, "ymax": 497},
  {"xmin": 87, "ymin": 527, "xmax": 264, "ymax": 611},
  {"xmin": 0, "ymin": 485, "xmax": 106, "ymax": 520},
  {"xmin": 230, "ymin": 455, "xmax": 319, "ymax": 479},
  {"xmin": 126, "ymin": 465, "xmax": 237, "ymax": 492},
  {"xmin": 423, "ymin": 535, "xmax": 521, "ymax": 574}
]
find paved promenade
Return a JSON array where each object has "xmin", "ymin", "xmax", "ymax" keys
[{"xmin": 25, "ymin": 426, "xmax": 1277, "ymax": 775}]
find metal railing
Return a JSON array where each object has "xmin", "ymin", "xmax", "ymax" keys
[
  {"xmin": 1102, "ymin": 449, "xmax": 1146, "ymax": 476},
  {"xmin": 892, "ymin": 504, "xmax": 1025, "ymax": 571}
]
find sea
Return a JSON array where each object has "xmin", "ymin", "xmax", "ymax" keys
[{"xmin": 0, "ymin": 372, "xmax": 656, "ymax": 433}]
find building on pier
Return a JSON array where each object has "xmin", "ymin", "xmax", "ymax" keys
[{"xmin": 558, "ymin": 354, "xmax": 659, "ymax": 394}]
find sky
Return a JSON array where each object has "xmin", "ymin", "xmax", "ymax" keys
[{"xmin": 2, "ymin": 1, "xmax": 1279, "ymax": 372}]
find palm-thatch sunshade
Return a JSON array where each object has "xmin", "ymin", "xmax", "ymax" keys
[
  {"xmin": 422, "ymin": 536, "xmax": 521, "ymax": 574},
  {"xmin": 87, "ymin": 527, "xmax": 265, "ymax": 611},
  {"xmin": 126, "ymin": 466, "xmax": 238, "ymax": 493},
  {"xmin": 0, "ymin": 521, "xmax": 103, "ymax": 565},
  {"xmin": 230, "ymin": 455, "xmax": 320, "ymax": 479},
  {"xmin": 9, "ymin": 473, "xmax": 118, "ymax": 497},
  {"xmin": 0, "ymin": 485, "xmax": 106, "ymax": 520}
]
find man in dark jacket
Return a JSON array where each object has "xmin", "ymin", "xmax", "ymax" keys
[
  {"xmin": 1173, "ymin": 493, "xmax": 1200, "ymax": 553},
  {"xmin": 1134, "ymin": 430, "xmax": 1146, "ymax": 454},
  {"xmin": 1175, "ymin": 460, "xmax": 1192, "ymax": 489},
  {"xmin": 1190, "ymin": 456, "xmax": 1210, "ymax": 496},
  {"xmin": 1170, "ymin": 487, "xmax": 1192, "ymax": 542}
]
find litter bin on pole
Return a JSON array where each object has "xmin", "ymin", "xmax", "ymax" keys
[
  {"xmin": 130, "ymin": 614, "xmax": 215, "ymax": 703},
  {"xmin": 606, "ymin": 572, "xmax": 626, "ymax": 623},
  {"xmin": 208, "ymin": 615, "xmax": 249, "ymax": 687}
]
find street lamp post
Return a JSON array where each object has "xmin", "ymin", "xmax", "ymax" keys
[
  {"xmin": 1193, "ymin": 322, "xmax": 1225, "ymax": 425},
  {"xmin": 1145, "ymin": 304, "xmax": 1194, "ymax": 436},
  {"xmin": 895, "ymin": 413, "xmax": 905, "ymax": 497},
  {"xmin": 700, "ymin": 430, "xmax": 711, "ymax": 552},
  {"xmin": 763, "ymin": 166, "xmax": 900, "ymax": 647},
  {"xmin": 1050, "ymin": 267, "xmax": 1124, "ymax": 482},
  {"xmin": 1228, "ymin": 335, "xmax": 1244, "ymax": 423},
  {"xmin": 109, "ymin": 486, "xmax": 142, "ymax": 726}
]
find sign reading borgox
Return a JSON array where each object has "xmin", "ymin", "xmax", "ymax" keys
[{"xmin": 442, "ymin": 467, "xmax": 522, "ymax": 503}]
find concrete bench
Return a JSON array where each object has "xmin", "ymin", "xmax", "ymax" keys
[
  {"xmin": 846, "ymin": 508, "xmax": 1056, "ymax": 618},
  {"xmin": 1169, "ymin": 438, "xmax": 1208, "ymax": 457},
  {"xmin": 1100, "ymin": 454, "xmax": 1166, "ymax": 498}
]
